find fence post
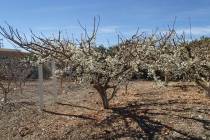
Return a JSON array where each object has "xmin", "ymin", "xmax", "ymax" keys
[
  {"xmin": 52, "ymin": 60, "xmax": 58, "ymax": 103},
  {"xmin": 38, "ymin": 63, "xmax": 44, "ymax": 111}
]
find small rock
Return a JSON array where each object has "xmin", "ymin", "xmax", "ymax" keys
[
  {"xmin": 19, "ymin": 127, "xmax": 31, "ymax": 137},
  {"xmin": 198, "ymin": 115, "xmax": 203, "ymax": 119}
]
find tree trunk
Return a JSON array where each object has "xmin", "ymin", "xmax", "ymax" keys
[
  {"xmin": 207, "ymin": 87, "xmax": 210, "ymax": 97},
  {"xmin": 0, "ymin": 83, "xmax": 8, "ymax": 103},
  {"xmin": 125, "ymin": 83, "xmax": 128, "ymax": 94},
  {"xmin": 19, "ymin": 81, "xmax": 23, "ymax": 94},
  {"xmin": 100, "ymin": 91, "xmax": 109, "ymax": 109},
  {"xmin": 93, "ymin": 84, "xmax": 109, "ymax": 109},
  {"xmin": 3, "ymin": 90, "xmax": 8, "ymax": 103},
  {"xmin": 196, "ymin": 79, "xmax": 210, "ymax": 96},
  {"xmin": 60, "ymin": 78, "xmax": 63, "ymax": 94},
  {"xmin": 164, "ymin": 73, "xmax": 169, "ymax": 86}
]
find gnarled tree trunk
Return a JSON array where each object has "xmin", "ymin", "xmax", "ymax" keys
[
  {"xmin": 93, "ymin": 84, "xmax": 109, "ymax": 109},
  {"xmin": 196, "ymin": 79, "xmax": 210, "ymax": 96}
]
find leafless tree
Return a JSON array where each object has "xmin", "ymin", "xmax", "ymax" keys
[{"xmin": 0, "ymin": 58, "xmax": 32, "ymax": 103}]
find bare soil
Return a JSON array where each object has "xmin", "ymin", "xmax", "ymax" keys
[{"xmin": 0, "ymin": 80, "xmax": 210, "ymax": 140}]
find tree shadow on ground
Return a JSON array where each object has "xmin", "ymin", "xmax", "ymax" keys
[
  {"xmin": 178, "ymin": 115, "xmax": 210, "ymax": 131},
  {"xmin": 92, "ymin": 101, "xmax": 207, "ymax": 140},
  {"xmin": 56, "ymin": 102, "xmax": 97, "ymax": 111},
  {"xmin": 43, "ymin": 109, "xmax": 96, "ymax": 120}
]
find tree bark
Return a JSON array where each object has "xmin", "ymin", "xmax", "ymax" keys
[
  {"xmin": 60, "ymin": 77, "xmax": 63, "ymax": 94},
  {"xmin": 0, "ymin": 83, "xmax": 8, "ymax": 103},
  {"xmin": 196, "ymin": 79, "xmax": 210, "ymax": 96},
  {"xmin": 207, "ymin": 87, "xmax": 210, "ymax": 97},
  {"xmin": 99, "ymin": 91, "xmax": 109, "ymax": 109},
  {"xmin": 19, "ymin": 81, "xmax": 23, "ymax": 94},
  {"xmin": 125, "ymin": 83, "xmax": 128, "ymax": 94},
  {"xmin": 3, "ymin": 90, "xmax": 8, "ymax": 103},
  {"xmin": 164, "ymin": 72, "xmax": 169, "ymax": 86},
  {"xmin": 93, "ymin": 84, "xmax": 109, "ymax": 109}
]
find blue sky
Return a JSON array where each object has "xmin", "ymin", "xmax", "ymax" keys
[{"xmin": 0, "ymin": 0, "xmax": 210, "ymax": 48}]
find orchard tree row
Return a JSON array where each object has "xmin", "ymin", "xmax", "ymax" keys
[{"xmin": 0, "ymin": 19, "xmax": 209, "ymax": 109}]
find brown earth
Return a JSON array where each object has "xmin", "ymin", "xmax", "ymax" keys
[{"xmin": 0, "ymin": 80, "xmax": 210, "ymax": 140}]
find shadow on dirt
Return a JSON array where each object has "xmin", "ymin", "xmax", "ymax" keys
[
  {"xmin": 43, "ymin": 109, "xmax": 96, "ymax": 120},
  {"xmin": 56, "ymin": 102, "xmax": 97, "ymax": 111},
  {"xmin": 92, "ymin": 101, "xmax": 208, "ymax": 140}
]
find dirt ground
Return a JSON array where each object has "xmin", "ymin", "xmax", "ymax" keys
[{"xmin": 0, "ymin": 80, "xmax": 210, "ymax": 140}]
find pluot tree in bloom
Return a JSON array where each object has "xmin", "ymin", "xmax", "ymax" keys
[
  {"xmin": 1, "ymin": 20, "xmax": 210, "ymax": 108},
  {"xmin": 141, "ymin": 30, "xmax": 186, "ymax": 86},
  {"xmin": 118, "ymin": 28, "xmax": 185, "ymax": 86},
  {"xmin": 0, "ymin": 19, "xmax": 139, "ymax": 109},
  {"xmin": 117, "ymin": 28, "xmax": 210, "ymax": 97},
  {"xmin": 175, "ymin": 37, "xmax": 210, "ymax": 95}
]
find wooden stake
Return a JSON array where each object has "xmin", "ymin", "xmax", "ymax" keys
[
  {"xmin": 38, "ymin": 64, "xmax": 44, "ymax": 111},
  {"xmin": 52, "ymin": 60, "xmax": 58, "ymax": 103}
]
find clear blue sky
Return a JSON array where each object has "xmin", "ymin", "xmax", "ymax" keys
[{"xmin": 0, "ymin": 0, "xmax": 210, "ymax": 48}]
